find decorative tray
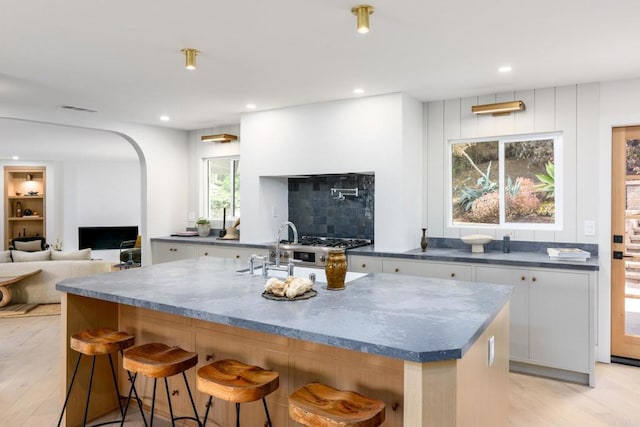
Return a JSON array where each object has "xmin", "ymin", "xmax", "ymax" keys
[{"xmin": 261, "ymin": 289, "xmax": 317, "ymax": 301}]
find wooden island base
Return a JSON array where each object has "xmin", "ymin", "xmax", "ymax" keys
[{"xmin": 61, "ymin": 293, "xmax": 509, "ymax": 427}]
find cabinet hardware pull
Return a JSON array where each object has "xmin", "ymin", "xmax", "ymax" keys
[
  {"xmin": 450, "ymin": 273, "xmax": 455, "ymax": 278},
  {"xmin": 204, "ymin": 252, "xmax": 208, "ymax": 256},
  {"xmin": 395, "ymin": 268, "xmax": 400, "ymax": 273},
  {"xmin": 361, "ymin": 264, "xmax": 366, "ymax": 268},
  {"xmin": 521, "ymin": 276, "xmax": 526, "ymax": 281},
  {"xmin": 171, "ymin": 390, "xmax": 179, "ymax": 396},
  {"xmin": 392, "ymin": 402, "xmax": 399, "ymax": 411},
  {"xmin": 532, "ymin": 277, "xmax": 537, "ymax": 282},
  {"xmin": 206, "ymin": 354, "xmax": 214, "ymax": 361},
  {"xmin": 236, "ymin": 255, "xmax": 240, "ymax": 259}
]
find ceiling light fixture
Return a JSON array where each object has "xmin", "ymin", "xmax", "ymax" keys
[
  {"xmin": 181, "ymin": 48, "xmax": 199, "ymax": 70},
  {"xmin": 498, "ymin": 66, "xmax": 512, "ymax": 73},
  {"xmin": 246, "ymin": 103, "xmax": 256, "ymax": 109},
  {"xmin": 201, "ymin": 134, "xmax": 238, "ymax": 143},
  {"xmin": 471, "ymin": 101, "xmax": 525, "ymax": 116},
  {"xmin": 351, "ymin": 4, "xmax": 374, "ymax": 34},
  {"xmin": 353, "ymin": 88, "xmax": 365, "ymax": 95},
  {"xmin": 160, "ymin": 115, "xmax": 170, "ymax": 121}
]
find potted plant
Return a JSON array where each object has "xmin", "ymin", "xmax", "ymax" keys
[{"xmin": 196, "ymin": 217, "xmax": 211, "ymax": 237}]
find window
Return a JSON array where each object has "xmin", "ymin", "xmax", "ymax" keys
[
  {"xmin": 450, "ymin": 133, "xmax": 561, "ymax": 228},
  {"xmin": 206, "ymin": 157, "xmax": 240, "ymax": 221}
]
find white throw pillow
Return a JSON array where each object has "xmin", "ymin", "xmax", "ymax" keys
[
  {"xmin": 51, "ymin": 248, "xmax": 92, "ymax": 261},
  {"xmin": 11, "ymin": 249, "xmax": 51, "ymax": 262},
  {"xmin": 0, "ymin": 250, "xmax": 11, "ymax": 263},
  {"xmin": 13, "ymin": 240, "xmax": 44, "ymax": 252}
]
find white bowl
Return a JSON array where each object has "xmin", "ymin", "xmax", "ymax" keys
[{"xmin": 461, "ymin": 234, "xmax": 493, "ymax": 253}]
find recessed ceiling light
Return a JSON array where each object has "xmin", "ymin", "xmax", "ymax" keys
[
  {"xmin": 160, "ymin": 115, "xmax": 170, "ymax": 121},
  {"xmin": 12, "ymin": 156, "xmax": 19, "ymax": 160},
  {"xmin": 498, "ymin": 66, "xmax": 512, "ymax": 73},
  {"xmin": 353, "ymin": 88, "xmax": 365, "ymax": 95},
  {"xmin": 246, "ymin": 104, "xmax": 257, "ymax": 109}
]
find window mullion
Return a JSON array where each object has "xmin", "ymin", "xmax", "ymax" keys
[{"xmin": 498, "ymin": 140, "xmax": 505, "ymax": 226}]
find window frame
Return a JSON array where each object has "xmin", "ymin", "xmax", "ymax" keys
[
  {"xmin": 203, "ymin": 156, "xmax": 240, "ymax": 223},
  {"xmin": 447, "ymin": 132, "xmax": 563, "ymax": 231}
]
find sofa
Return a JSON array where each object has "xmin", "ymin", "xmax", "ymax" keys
[{"xmin": 0, "ymin": 248, "xmax": 113, "ymax": 304}]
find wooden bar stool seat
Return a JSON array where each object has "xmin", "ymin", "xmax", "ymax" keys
[
  {"xmin": 57, "ymin": 328, "xmax": 141, "ymax": 427},
  {"xmin": 289, "ymin": 382, "xmax": 385, "ymax": 427},
  {"xmin": 196, "ymin": 359, "xmax": 279, "ymax": 427},
  {"xmin": 120, "ymin": 342, "xmax": 201, "ymax": 426}
]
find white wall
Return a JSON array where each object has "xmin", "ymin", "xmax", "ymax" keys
[
  {"xmin": 425, "ymin": 84, "xmax": 600, "ymax": 244},
  {"xmin": 239, "ymin": 93, "xmax": 423, "ymax": 251},
  {"xmin": 0, "ymin": 105, "xmax": 189, "ymax": 265}
]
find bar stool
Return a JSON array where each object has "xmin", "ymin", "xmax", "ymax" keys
[
  {"xmin": 289, "ymin": 382, "xmax": 385, "ymax": 427},
  {"xmin": 196, "ymin": 359, "xmax": 279, "ymax": 427},
  {"xmin": 120, "ymin": 342, "xmax": 201, "ymax": 426},
  {"xmin": 57, "ymin": 327, "xmax": 144, "ymax": 427}
]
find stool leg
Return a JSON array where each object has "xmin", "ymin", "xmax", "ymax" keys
[
  {"xmin": 235, "ymin": 403, "xmax": 240, "ymax": 427},
  {"xmin": 262, "ymin": 397, "xmax": 273, "ymax": 427},
  {"xmin": 107, "ymin": 353, "xmax": 125, "ymax": 417},
  {"xmin": 82, "ymin": 355, "xmax": 97, "ymax": 427},
  {"xmin": 202, "ymin": 396, "xmax": 213, "ymax": 427},
  {"xmin": 163, "ymin": 378, "xmax": 176, "ymax": 427},
  {"xmin": 119, "ymin": 350, "xmax": 148, "ymax": 427},
  {"xmin": 182, "ymin": 371, "xmax": 201, "ymax": 426},
  {"xmin": 150, "ymin": 379, "xmax": 157, "ymax": 427},
  {"xmin": 57, "ymin": 352, "xmax": 83, "ymax": 427}
]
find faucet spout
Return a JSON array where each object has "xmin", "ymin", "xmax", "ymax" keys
[{"xmin": 275, "ymin": 221, "xmax": 298, "ymax": 267}]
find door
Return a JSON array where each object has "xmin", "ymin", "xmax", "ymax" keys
[{"xmin": 612, "ymin": 126, "xmax": 640, "ymax": 359}]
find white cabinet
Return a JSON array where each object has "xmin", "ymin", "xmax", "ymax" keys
[
  {"xmin": 198, "ymin": 246, "xmax": 267, "ymax": 262},
  {"xmin": 476, "ymin": 265, "xmax": 593, "ymax": 383},
  {"xmin": 151, "ymin": 241, "xmax": 199, "ymax": 264},
  {"xmin": 381, "ymin": 258, "xmax": 473, "ymax": 281},
  {"xmin": 347, "ymin": 255, "xmax": 383, "ymax": 274}
]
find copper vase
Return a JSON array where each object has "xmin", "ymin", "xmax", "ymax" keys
[{"xmin": 325, "ymin": 249, "xmax": 347, "ymax": 290}]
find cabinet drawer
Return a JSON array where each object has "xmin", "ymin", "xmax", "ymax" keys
[
  {"xmin": 347, "ymin": 255, "xmax": 382, "ymax": 273},
  {"xmin": 382, "ymin": 258, "xmax": 472, "ymax": 281}
]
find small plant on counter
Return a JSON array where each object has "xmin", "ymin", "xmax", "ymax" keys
[{"xmin": 196, "ymin": 217, "xmax": 210, "ymax": 225}]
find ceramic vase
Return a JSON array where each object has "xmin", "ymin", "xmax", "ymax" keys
[
  {"xmin": 420, "ymin": 228, "xmax": 428, "ymax": 252},
  {"xmin": 325, "ymin": 249, "xmax": 347, "ymax": 290},
  {"xmin": 197, "ymin": 223, "xmax": 210, "ymax": 237}
]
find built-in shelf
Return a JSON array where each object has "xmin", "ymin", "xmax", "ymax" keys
[{"xmin": 4, "ymin": 166, "xmax": 46, "ymax": 249}]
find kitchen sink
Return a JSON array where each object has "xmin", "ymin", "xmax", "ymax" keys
[{"xmin": 238, "ymin": 265, "xmax": 368, "ymax": 284}]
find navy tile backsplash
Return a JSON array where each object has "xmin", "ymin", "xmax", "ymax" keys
[{"xmin": 288, "ymin": 174, "xmax": 374, "ymax": 239}]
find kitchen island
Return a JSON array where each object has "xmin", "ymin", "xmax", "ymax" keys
[{"xmin": 57, "ymin": 256, "xmax": 512, "ymax": 426}]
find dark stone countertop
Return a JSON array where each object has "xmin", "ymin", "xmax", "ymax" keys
[{"xmin": 57, "ymin": 256, "xmax": 512, "ymax": 363}]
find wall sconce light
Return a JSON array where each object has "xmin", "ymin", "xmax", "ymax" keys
[
  {"xmin": 471, "ymin": 101, "xmax": 525, "ymax": 116},
  {"xmin": 201, "ymin": 134, "xmax": 238, "ymax": 143},
  {"xmin": 351, "ymin": 4, "xmax": 374, "ymax": 34},
  {"xmin": 181, "ymin": 48, "xmax": 199, "ymax": 70},
  {"xmin": 25, "ymin": 174, "xmax": 33, "ymax": 181}
]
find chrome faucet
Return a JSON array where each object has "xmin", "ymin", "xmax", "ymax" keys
[{"xmin": 275, "ymin": 221, "xmax": 298, "ymax": 268}]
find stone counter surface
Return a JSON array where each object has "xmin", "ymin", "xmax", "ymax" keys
[
  {"xmin": 151, "ymin": 236, "xmax": 599, "ymax": 271},
  {"xmin": 57, "ymin": 256, "xmax": 512, "ymax": 363}
]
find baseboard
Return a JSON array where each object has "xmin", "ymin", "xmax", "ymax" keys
[{"xmin": 510, "ymin": 361, "xmax": 591, "ymax": 386}]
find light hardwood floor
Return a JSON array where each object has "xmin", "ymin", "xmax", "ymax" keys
[{"xmin": 3, "ymin": 314, "xmax": 640, "ymax": 427}]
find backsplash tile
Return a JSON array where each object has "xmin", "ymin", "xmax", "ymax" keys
[{"xmin": 288, "ymin": 174, "xmax": 374, "ymax": 240}]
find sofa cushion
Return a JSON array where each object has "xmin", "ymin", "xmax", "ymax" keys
[
  {"xmin": 13, "ymin": 239, "xmax": 45, "ymax": 252},
  {"xmin": 0, "ymin": 250, "xmax": 11, "ymax": 263},
  {"xmin": 11, "ymin": 250, "xmax": 52, "ymax": 262},
  {"xmin": 51, "ymin": 248, "xmax": 92, "ymax": 261}
]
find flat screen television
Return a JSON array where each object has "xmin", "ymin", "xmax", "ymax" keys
[{"xmin": 78, "ymin": 226, "xmax": 139, "ymax": 250}]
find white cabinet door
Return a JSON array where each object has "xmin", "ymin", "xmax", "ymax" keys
[
  {"xmin": 151, "ymin": 242, "xmax": 198, "ymax": 264},
  {"xmin": 476, "ymin": 266, "xmax": 529, "ymax": 361},
  {"xmin": 528, "ymin": 269, "xmax": 590, "ymax": 372},
  {"xmin": 199, "ymin": 246, "xmax": 267, "ymax": 262},
  {"xmin": 382, "ymin": 258, "xmax": 472, "ymax": 281},
  {"xmin": 347, "ymin": 255, "xmax": 383, "ymax": 273}
]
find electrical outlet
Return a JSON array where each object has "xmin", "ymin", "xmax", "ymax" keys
[
  {"xmin": 488, "ymin": 336, "xmax": 495, "ymax": 367},
  {"xmin": 584, "ymin": 220, "xmax": 596, "ymax": 236}
]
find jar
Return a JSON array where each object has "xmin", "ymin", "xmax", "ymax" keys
[{"xmin": 325, "ymin": 249, "xmax": 347, "ymax": 290}]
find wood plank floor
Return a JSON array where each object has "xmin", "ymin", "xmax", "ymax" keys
[{"xmin": 3, "ymin": 314, "xmax": 640, "ymax": 426}]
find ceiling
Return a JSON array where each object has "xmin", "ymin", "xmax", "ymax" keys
[{"xmin": 2, "ymin": 0, "xmax": 640, "ymax": 132}]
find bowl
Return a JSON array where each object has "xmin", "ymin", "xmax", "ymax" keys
[
  {"xmin": 461, "ymin": 234, "xmax": 493, "ymax": 253},
  {"xmin": 15, "ymin": 192, "xmax": 21, "ymax": 196}
]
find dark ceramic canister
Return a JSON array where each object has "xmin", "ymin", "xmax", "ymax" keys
[{"xmin": 325, "ymin": 249, "xmax": 347, "ymax": 290}]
